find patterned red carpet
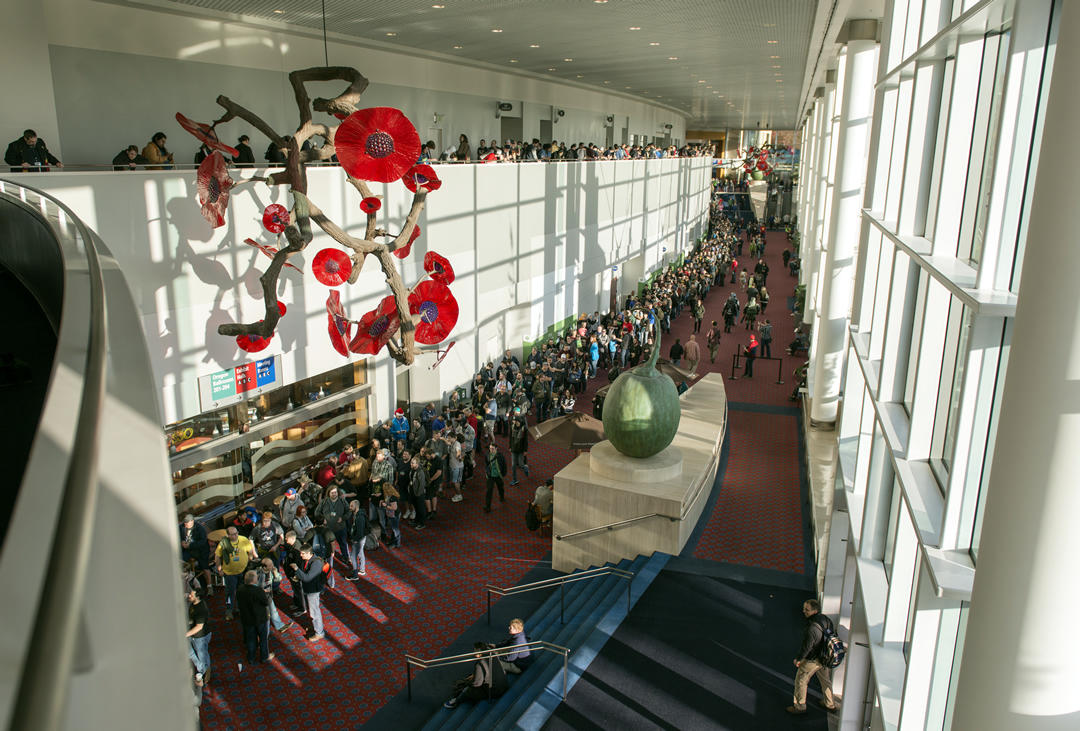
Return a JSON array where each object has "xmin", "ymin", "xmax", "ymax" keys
[{"xmin": 201, "ymin": 229, "xmax": 806, "ymax": 729}]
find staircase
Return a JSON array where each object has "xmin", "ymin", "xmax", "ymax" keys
[{"xmin": 420, "ymin": 551, "xmax": 671, "ymax": 731}]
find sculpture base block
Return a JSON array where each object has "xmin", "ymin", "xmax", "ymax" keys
[
  {"xmin": 551, "ymin": 374, "xmax": 728, "ymax": 573},
  {"xmin": 589, "ymin": 441, "xmax": 683, "ymax": 483}
]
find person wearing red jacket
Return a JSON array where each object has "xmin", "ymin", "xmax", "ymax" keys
[{"xmin": 743, "ymin": 333, "xmax": 759, "ymax": 378}]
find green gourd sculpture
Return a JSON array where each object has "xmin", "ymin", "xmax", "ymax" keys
[{"xmin": 602, "ymin": 329, "xmax": 681, "ymax": 458}]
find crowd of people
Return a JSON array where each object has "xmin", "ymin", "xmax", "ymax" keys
[
  {"xmin": 176, "ymin": 181, "xmax": 806, "ymax": 708},
  {"xmin": 6, "ymin": 124, "xmax": 714, "ymax": 173}
]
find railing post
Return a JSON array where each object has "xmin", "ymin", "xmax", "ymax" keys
[
  {"xmin": 407, "ymin": 660, "xmax": 412, "ymax": 701},
  {"xmin": 562, "ymin": 649, "xmax": 569, "ymax": 699},
  {"xmin": 627, "ymin": 575, "xmax": 632, "ymax": 615},
  {"xmin": 560, "ymin": 582, "xmax": 565, "ymax": 624},
  {"xmin": 486, "ymin": 589, "xmax": 491, "ymax": 627},
  {"xmin": 776, "ymin": 355, "xmax": 784, "ymax": 384},
  {"xmin": 729, "ymin": 352, "xmax": 738, "ymax": 380}
]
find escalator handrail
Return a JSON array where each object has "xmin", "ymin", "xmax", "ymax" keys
[{"xmin": 0, "ymin": 180, "xmax": 108, "ymax": 731}]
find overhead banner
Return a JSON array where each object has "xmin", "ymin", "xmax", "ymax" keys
[{"xmin": 197, "ymin": 355, "xmax": 282, "ymax": 412}]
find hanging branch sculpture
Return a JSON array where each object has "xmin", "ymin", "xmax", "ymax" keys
[{"xmin": 176, "ymin": 66, "xmax": 456, "ymax": 367}]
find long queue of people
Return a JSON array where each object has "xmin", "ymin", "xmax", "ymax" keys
[{"xmin": 175, "ymin": 187, "xmax": 789, "ymax": 699}]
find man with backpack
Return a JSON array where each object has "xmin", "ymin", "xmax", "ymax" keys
[{"xmin": 787, "ymin": 598, "xmax": 840, "ymax": 714}]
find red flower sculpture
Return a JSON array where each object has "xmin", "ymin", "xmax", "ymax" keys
[
  {"xmin": 335, "ymin": 107, "xmax": 422, "ymax": 183},
  {"xmin": 326, "ymin": 291, "xmax": 352, "ymax": 356},
  {"xmin": 196, "ymin": 152, "xmax": 235, "ymax": 228},
  {"xmin": 423, "ymin": 251, "xmax": 455, "ymax": 285},
  {"xmin": 393, "ymin": 223, "xmax": 421, "ymax": 259},
  {"xmin": 313, "ymin": 248, "xmax": 353, "ymax": 286},
  {"xmin": 236, "ymin": 331, "xmax": 273, "ymax": 353},
  {"xmin": 360, "ymin": 197, "xmax": 382, "ymax": 214},
  {"xmin": 403, "ymin": 164, "xmax": 442, "ymax": 193},
  {"xmin": 276, "ymin": 300, "xmax": 287, "ymax": 316},
  {"xmin": 409, "ymin": 280, "xmax": 459, "ymax": 345},
  {"xmin": 175, "ymin": 113, "xmax": 239, "ymax": 157},
  {"xmin": 350, "ymin": 295, "xmax": 401, "ymax": 355},
  {"xmin": 242, "ymin": 238, "xmax": 303, "ymax": 272},
  {"xmin": 262, "ymin": 203, "xmax": 290, "ymax": 233}
]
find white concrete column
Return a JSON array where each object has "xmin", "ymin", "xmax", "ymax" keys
[
  {"xmin": 951, "ymin": 3, "xmax": 1080, "ymax": 727},
  {"xmin": 0, "ymin": 2, "xmax": 62, "ymax": 158},
  {"xmin": 810, "ymin": 38, "xmax": 879, "ymax": 425},
  {"xmin": 802, "ymin": 79, "xmax": 834, "ymax": 328}
]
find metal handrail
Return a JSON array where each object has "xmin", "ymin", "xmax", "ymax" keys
[
  {"xmin": 554, "ymin": 399, "xmax": 728, "ymax": 542},
  {"xmin": 486, "ymin": 565, "xmax": 634, "ymax": 626},
  {"xmin": 2, "ymin": 181, "xmax": 108, "ymax": 731},
  {"xmin": 404, "ymin": 640, "xmax": 571, "ymax": 702}
]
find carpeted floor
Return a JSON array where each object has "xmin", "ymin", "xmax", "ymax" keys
[{"xmin": 201, "ymin": 227, "xmax": 808, "ymax": 730}]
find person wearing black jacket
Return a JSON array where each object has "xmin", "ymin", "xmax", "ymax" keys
[
  {"xmin": 344, "ymin": 500, "xmax": 368, "ymax": 579},
  {"xmin": 443, "ymin": 643, "xmax": 509, "ymax": 708},
  {"xmin": 236, "ymin": 570, "xmax": 271, "ymax": 665},
  {"xmin": 233, "ymin": 135, "xmax": 255, "ymax": 166},
  {"xmin": 293, "ymin": 546, "xmax": 326, "ymax": 641},
  {"xmin": 112, "ymin": 145, "xmax": 148, "ymax": 170},
  {"xmin": 281, "ymin": 531, "xmax": 305, "ymax": 616},
  {"xmin": 6, "ymin": 129, "xmax": 61, "ymax": 172},
  {"xmin": 668, "ymin": 338, "xmax": 684, "ymax": 367},
  {"xmin": 787, "ymin": 599, "xmax": 838, "ymax": 714}
]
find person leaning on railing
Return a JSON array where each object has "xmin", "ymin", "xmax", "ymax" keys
[{"xmin": 112, "ymin": 144, "xmax": 148, "ymax": 170}]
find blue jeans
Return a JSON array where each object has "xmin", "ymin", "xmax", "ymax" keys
[
  {"xmin": 349, "ymin": 540, "xmax": 366, "ymax": 574},
  {"xmin": 223, "ymin": 573, "xmax": 241, "ymax": 612},
  {"xmin": 511, "ymin": 452, "xmax": 529, "ymax": 481},
  {"xmin": 188, "ymin": 633, "xmax": 211, "ymax": 675},
  {"xmin": 268, "ymin": 593, "xmax": 287, "ymax": 631},
  {"xmin": 306, "ymin": 592, "xmax": 324, "ymax": 636},
  {"xmin": 242, "ymin": 621, "xmax": 270, "ymax": 662}
]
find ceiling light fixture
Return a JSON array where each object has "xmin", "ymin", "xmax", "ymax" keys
[
  {"xmin": 628, "ymin": 26, "xmax": 641, "ymax": 31},
  {"xmin": 767, "ymin": 40, "xmax": 778, "ymax": 44},
  {"xmin": 564, "ymin": 58, "xmax": 573, "ymax": 62},
  {"xmin": 594, "ymin": 0, "xmax": 608, "ymax": 3},
  {"xmin": 432, "ymin": 3, "xmax": 445, "ymax": 7},
  {"xmin": 649, "ymin": 42, "xmax": 660, "ymax": 46},
  {"xmin": 576, "ymin": 74, "xmax": 584, "ymax": 78},
  {"xmin": 452, "ymin": 45, "xmax": 462, "ymax": 49},
  {"xmin": 547, "ymin": 67, "xmax": 557, "ymax": 71},
  {"xmin": 509, "ymin": 58, "xmax": 518, "ymax": 62},
  {"xmin": 385, "ymin": 32, "xmax": 397, "ymax": 36},
  {"xmin": 273, "ymin": 9, "xmax": 284, "ymax": 13},
  {"xmin": 770, "ymin": 55, "xmax": 780, "ymax": 59},
  {"xmin": 668, "ymin": 57, "xmax": 678, "ymax": 61},
  {"xmin": 698, "ymin": 80, "xmax": 705, "ymax": 83},
  {"xmin": 492, "ymin": 28, "xmax": 503, "ymax": 32},
  {"xmin": 625, "ymin": 86, "xmax": 632, "ymax": 89},
  {"xmin": 530, "ymin": 43, "xmax": 540, "ymax": 48}
]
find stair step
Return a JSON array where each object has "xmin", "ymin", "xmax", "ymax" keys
[
  {"xmin": 440, "ymin": 557, "xmax": 640, "ymax": 731},
  {"xmin": 421, "ymin": 560, "xmax": 630, "ymax": 731},
  {"xmin": 514, "ymin": 552, "xmax": 672, "ymax": 730}
]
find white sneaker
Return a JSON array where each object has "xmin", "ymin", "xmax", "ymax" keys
[{"xmin": 451, "ymin": 494, "xmax": 463, "ymax": 502}]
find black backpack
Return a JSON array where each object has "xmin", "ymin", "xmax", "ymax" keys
[
  {"xmin": 815, "ymin": 616, "xmax": 846, "ymax": 668},
  {"xmin": 525, "ymin": 505, "xmax": 539, "ymax": 531}
]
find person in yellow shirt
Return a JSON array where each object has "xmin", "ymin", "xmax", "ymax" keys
[{"xmin": 215, "ymin": 525, "xmax": 257, "ymax": 621}]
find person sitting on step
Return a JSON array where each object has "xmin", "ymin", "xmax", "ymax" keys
[
  {"xmin": 443, "ymin": 642, "xmax": 508, "ymax": 708},
  {"xmin": 496, "ymin": 618, "xmax": 534, "ymax": 675}
]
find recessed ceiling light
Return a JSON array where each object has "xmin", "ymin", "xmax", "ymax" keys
[
  {"xmin": 385, "ymin": 32, "xmax": 397, "ymax": 36},
  {"xmin": 576, "ymin": 74, "xmax": 584, "ymax": 78},
  {"xmin": 772, "ymin": 65, "xmax": 781, "ymax": 69},
  {"xmin": 770, "ymin": 55, "xmax": 780, "ymax": 59},
  {"xmin": 625, "ymin": 86, "xmax": 632, "ymax": 89},
  {"xmin": 273, "ymin": 8, "xmax": 284, "ymax": 13},
  {"xmin": 492, "ymin": 28, "xmax": 503, "ymax": 32},
  {"xmin": 603, "ymin": 80, "xmax": 610, "ymax": 84},
  {"xmin": 594, "ymin": 0, "xmax": 608, "ymax": 3},
  {"xmin": 649, "ymin": 42, "xmax": 660, "ymax": 46},
  {"xmin": 452, "ymin": 45, "xmax": 462, "ymax": 49},
  {"xmin": 668, "ymin": 56, "xmax": 678, "ymax": 60},
  {"xmin": 628, "ymin": 26, "xmax": 641, "ymax": 31},
  {"xmin": 698, "ymin": 80, "xmax": 706, "ymax": 83},
  {"xmin": 706, "ymin": 85, "xmax": 712, "ymax": 88},
  {"xmin": 775, "ymin": 79, "xmax": 783, "ymax": 83},
  {"xmin": 547, "ymin": 67, "xmax": 557, "ymax": 71},
  {"xmin": 431, "ymin": 3, "xmax": 445, "ymax": 7},
  {"xmin": 529, "ymin": 43, "xmax": 540, "ymax": 48},
  {"xmin": 509, "ymin": 58, "xmax": 518, "ymax": 62},
  {"xmin": 564, "ymin": 58, "xmax": 573, "ymax": 62},
  {"xmin": 767, "ymin": 40, "xmax": 778, "ymax": 44}
]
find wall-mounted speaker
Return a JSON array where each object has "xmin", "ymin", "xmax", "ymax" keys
[
  {"xmin": 498, "ymin": 102, "xmax": 514, "ymax": 112},
  {"xmin": 557, "ymin": 109, "xmax": 565, "ymax": 117}
]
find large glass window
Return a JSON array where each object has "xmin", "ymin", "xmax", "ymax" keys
[{"xmin": 930, "ymin": 299, "xmax": 969, "ymax": 484}]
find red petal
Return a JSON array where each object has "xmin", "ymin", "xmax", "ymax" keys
[
  {"xmin": 236, "ymin": 331, "xmax": 272, "ymax": 353},
  {"xmin": 176, "ymin": 112, "xmax": 240, "ymax": 157},
  {"xmin": 335, "ymin": 107, "xmax": 422, "ymax": 183},
  {"xmin": 403, "ymin": 164, "xmax": 442, "ymax": 194},
  {"xmin": 423, "ymin": 251, "xmax": 455, "ymax": 285},
  {"xmin": 360, "ymin": 197, "xmax": 382, "ymax": 214},
  {"xmin": 312, "ymin": 248, "xmax": 353, "ymax": 286},
  {"xmin": 262, "ymin": 203, "xmax": 290, "ymax": 234},
  {"xmin": 408, "ymin": 280, "xmax": 459, "ymax": 344},
  {"xmin": 326, "ymin": 291, "xmax": 352, "ymax": 357}
]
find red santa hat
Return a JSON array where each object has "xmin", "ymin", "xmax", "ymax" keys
[{"xmin": 395, "ymin": 408, "xmax": 405, "ymax": 416}]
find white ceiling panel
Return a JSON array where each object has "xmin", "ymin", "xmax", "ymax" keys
[{"xmin": 115, "ymin": 0, "xmax": 819, "ymax": 129}]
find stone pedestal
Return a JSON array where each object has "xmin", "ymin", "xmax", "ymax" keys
[{"xmin": 551, "ymin": 374, "xmax": 728, "ymax": 573}]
